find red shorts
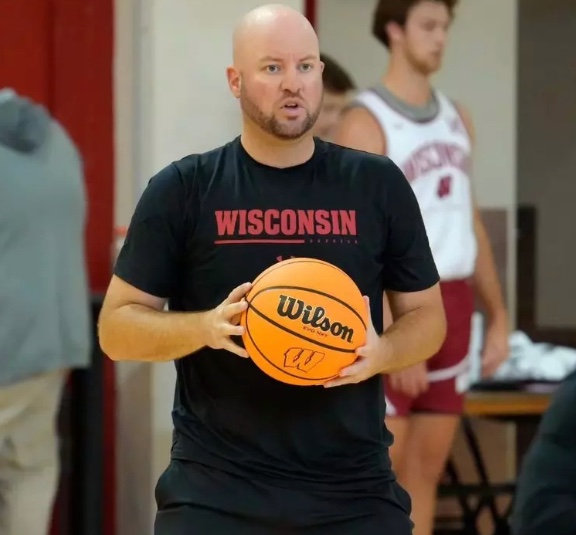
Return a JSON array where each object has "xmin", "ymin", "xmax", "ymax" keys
[{"xmin": 384, "ymin": 280, "xmax": 475, "ymax": 417}]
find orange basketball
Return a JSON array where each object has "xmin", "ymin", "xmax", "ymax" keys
[{"xmin": 241, "ymin": 258, "xmax": 368, "ymax": 386}]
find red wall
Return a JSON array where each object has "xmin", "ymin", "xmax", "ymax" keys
[
  {"xmin": 305, "ymin": 0, "xmax": 317, "ymax": 28},
  {"xmin": 0, "ymin": 2, "xmax": 116, "ymax": 534}
]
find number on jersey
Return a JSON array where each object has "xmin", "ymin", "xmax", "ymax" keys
[{"xmin": 437, "ymin": 175, "xmax": 452, "ymax": 199}]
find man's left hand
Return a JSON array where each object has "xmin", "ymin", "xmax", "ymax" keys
[
  {"xmin": 324, "ymin": 296, "xmax": 389, "ymax": 388},
  {"xmin": 481, "ymin": 312, "xmax": 509, "ymax": 378}
]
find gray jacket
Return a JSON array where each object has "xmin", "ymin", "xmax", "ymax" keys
[{"xmin": 0, "ymin": 88, "xmax": 91, "ymax": 385}]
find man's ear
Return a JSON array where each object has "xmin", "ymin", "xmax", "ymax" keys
[
  {"xmin": 226, "ymin": 66, "xmax": 241, "ymax": 99},
  {"xmin": 386, "ymin": 21, "xmax": 404, "ymax": 46}
]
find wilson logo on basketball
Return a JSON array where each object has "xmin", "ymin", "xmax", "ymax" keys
[
  {"xmin": 276, "ymin": 295, "xmax": 355, "ymax": 343},
  {"xmin": 283, "ymin": 348, "xmax": 325, "ymax": 372}
]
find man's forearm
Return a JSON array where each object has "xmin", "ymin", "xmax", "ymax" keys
[
  {"xmin": 99, "ymin": 304, "xmax": 210, "ymax": 362},
  {"xmin": 473, "ymin": 210, "xmax": 507, "ymax": 320},
  {"xmin": 379, "ymin": 304, "xmax": 446, "ymax": 372}
]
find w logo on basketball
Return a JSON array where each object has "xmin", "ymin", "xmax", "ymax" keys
[{"xmin": 284, "ymin": 348, "xmax": 325, "ymax": 372}]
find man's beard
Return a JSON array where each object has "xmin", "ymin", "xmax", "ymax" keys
[
  {"xmin": 240, "ymin": 87, "xmax": 321, "ymax": 140},
  {"xmin": 405, "ymin": 48, "xmax": 441, "ymax": 76}
]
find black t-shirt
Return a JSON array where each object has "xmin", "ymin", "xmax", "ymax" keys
[{"xmin": 115, "ymin": 136, "xmax": 439, "ymax": 518}]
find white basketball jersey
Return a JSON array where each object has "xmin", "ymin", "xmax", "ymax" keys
[{"xmin": 354, "ymin": 88, "xmax": 477, "ymax": 280}]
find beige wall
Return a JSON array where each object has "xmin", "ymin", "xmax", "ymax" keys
[{"xmin": 517, "ymin": 0, "xmax": 576, "ymax": 328}]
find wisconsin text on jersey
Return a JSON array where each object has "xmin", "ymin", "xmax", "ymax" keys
[
  {"xmin": 214, "ymin": 209, "xmax": 358, "ymax": 245},
  {"xmin": 401, "ymin": 141, "xmax": 471, "ymax": 183}
]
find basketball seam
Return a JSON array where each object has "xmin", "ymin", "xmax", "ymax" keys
[{"xmin": 249, "ymin": 258, "xmax": 351, "ymax": 294}]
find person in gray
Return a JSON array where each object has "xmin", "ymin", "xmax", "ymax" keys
[{"xmin": 0, "ymin": 88, "xmax": 91, "ymax": 535}]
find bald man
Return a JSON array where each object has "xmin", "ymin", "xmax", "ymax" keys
[{"xmin": 99, "ymin": 5, "xmax": 446, "ymax": 534}]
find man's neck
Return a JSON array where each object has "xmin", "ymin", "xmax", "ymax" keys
[
  {"xmin": 240, "ymin": 123, "xmax": 315, "ymax": 169},
  {"xmin": 381, "ymin": 57, "xmax": 433, "ymax": 108}
]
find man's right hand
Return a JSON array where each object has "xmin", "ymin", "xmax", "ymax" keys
[
  {"xmin": 388, "ymin": 362, "xmax": 429, "ymax": 398},
  {"xmin": 203, "ymin": 282, "xmax": 252, "ymax": 358}
]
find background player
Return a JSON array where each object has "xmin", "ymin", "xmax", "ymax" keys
[
  {"xmin": 99, "ymin": 4, "xmax": 447, "ymax": 534},
  {"xmin": 313, "ymin": 53, "xmax": 356, "ymax": 141},
  {"xmin": 333, "ymin": 1, "xmax": 509, "ymax": 534}
]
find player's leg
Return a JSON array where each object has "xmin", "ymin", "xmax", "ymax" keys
[
  {"xmin": 399, "ymin": 280, "xmax": 475, "ymax": 535},
  {"xmin": 384, "ymin": 382, "xmax": 460, "ymax": 535},
  {"xmin": 400, "ymin": 411, "xmax": 461, "ymax": 535}
]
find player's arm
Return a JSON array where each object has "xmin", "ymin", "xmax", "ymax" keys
[
  {"xmin": 472, "ymin": 207, "xmax": 507, "ymax": 321},
  {"xmin": 332, "ymin": 106, "xmax": 387, "ymax": 155},
  {"xmin": 455, "ymin": 102, "xmax": 508, "ymax": 376},
  {"xmin": 98, "ymin": 164, "xmax": 249, "ymax": 362},
  {"xmin": 455, "ymin": 102, "xmax": 507, "ymax": 322}
]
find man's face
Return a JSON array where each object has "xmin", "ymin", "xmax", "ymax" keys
[
  {"xmin": 227, "ymin": 22, "xmax": 324, "ymax": 141},
  {"xmin": 396, "ymin": 0, "xmax": 452, "ymax": 75}
]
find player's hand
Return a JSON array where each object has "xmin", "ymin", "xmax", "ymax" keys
[
  {"xmin": 388, "ymin": 363, "xmax": 429, "ymax": 398},
  {"xmin": 481, "ymin": 312, "xmax": 509, "ymax": 378},
  {"xmin": 204, "ymin": 282, "xmax": 252, "ymax": 358},
  {"xmin": 324, "ymin": 296, "xmax": 388, "ymax": 388}
]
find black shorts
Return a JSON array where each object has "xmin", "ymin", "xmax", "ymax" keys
[
  {"xmin": 154, "ymin": 460, "xmax": 413, "ymax": 535},
  {"xmin": 155, "ymin": 503, "xmax": 413, "ymax": 534}
]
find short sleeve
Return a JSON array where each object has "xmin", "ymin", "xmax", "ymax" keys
[
  {"xmin": 114, "ymin": 163, "xmax": 186, "ymax": 298},
  {"xmin": 381, "ymin": 160, "xmax": 440, "ymax": 292}
]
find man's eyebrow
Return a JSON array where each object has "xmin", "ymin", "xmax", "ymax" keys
[{"xmin": 259, "ymin": 55, "xmax": 318, "ymax": 63}]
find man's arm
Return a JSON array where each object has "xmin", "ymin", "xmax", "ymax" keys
[
  {"xmin": 324, "ymin": 285, "xmax": 445, "ymax": 388},
  {"xmin": 99, "ymin": 276, "xmax": 249, "ymax": 362},
  {"xmin": 99, "ymin": 276, "xmax": 209, "ymax": 362},
  {"xmin": 383, "ymin": 284, "xmax": 446, "ymax": 372},
  {"xmin": 98, "ymin": 162, "xmax": 250, "ymax": 363}
]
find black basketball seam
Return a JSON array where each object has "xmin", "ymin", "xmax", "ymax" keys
[
  {"xmin": 253, "ymin": 259, "xmax": 335, "ymax": 284},
  {"xmin": 244, "ymin": 309, "xmax": 337, "ymax": 382},
  {"xmin": 248, "ymin": 258, "xmax": 350, "ymax": 296},
  {"xmin": 246, "ymin": 301, "xmax": 358, "ymax": 354},
  {"xmin": 249, "ymin": 285, "xmax": 367, "ymax": 330}
]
